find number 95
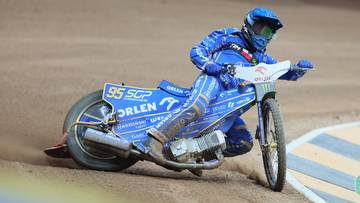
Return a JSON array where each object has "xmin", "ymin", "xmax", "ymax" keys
[{"xmin": 106, "ymin": 87, "xmax": 125, "ymax": 99}]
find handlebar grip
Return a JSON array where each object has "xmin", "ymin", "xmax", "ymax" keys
[{"xmin": 291, "ymin": 65, "xmax": 315, "ymax": 72}]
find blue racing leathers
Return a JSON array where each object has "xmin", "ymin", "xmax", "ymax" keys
[
  {"xmin": 148, "ymin": 27, "xmax": 301, "ymax": 157},
  {"xmin": 190, "ymin": 27, "xmax": 303, "ymax": 81},
  {"xmin": 188, "ymin": 27, "xmax": 305, "ymax": 156}
]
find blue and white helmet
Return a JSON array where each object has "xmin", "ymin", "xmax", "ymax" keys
[{"xmin": 243, "ymin": 8, "xmax": 283, "ymax": 51}]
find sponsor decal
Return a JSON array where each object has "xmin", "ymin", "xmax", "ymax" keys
[
  {"xmin": 119, "ymin": 120, "xmax": 146, "ymax": 129},
  {"xmin": 123, "ymin": 89, "xmax": 153, "ymax": 102},
  {"xmin": 235, "ymin": 96, "xmax": 251, "ymax": 105},
  {"xmin": 218, "ymin": 89, "xmax": 238, "ymax": 99},
  {"xmin": 212, "ymin": 104, "xmax": 227, "ymax": 112},
  {"xmin": 255, "ymin": 76, "xmax": 271, "ymax": 82},
  {"xmin": 159, "ymin": 97, "xmax": 180, "ymax": 111},
  {"xmin": 155, "ymin": 113, "xmax": 172, "ymax": 128},
  {"xmin": 255, "ymin": 66, "xmax": 268, "ymax": 75},
  {"xmin": 229, "ymin": 43, "xmax": 242, "ymax": 51},
  {"xmin": 131, "ymin": 132, "xmax": 148, "ymax": 139},
  {"xmin": 203, "ymin": 78, "xmax": 217, "ymax": 98},
  {"xmin": 227, "ymin": 102, "xmax": 235, "ymax": 108},
  {"xmin": 165, "ymin": 85, "xmax": 188, "ymax": 95},
  {"xmin": 150, "ymin": 116, "xmax": 166, "ymax": 123},
  {"xmin": 117, "ymin": 102, "xmax": 157, "ymax": 118},
  {"xmin": 261, "ymin": 83, "xmax": 272, "ymax": 92}
]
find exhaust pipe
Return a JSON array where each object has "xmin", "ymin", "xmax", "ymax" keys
[
  {"xmin": 83, "ymin": 128, "xmax": 225, "ymax": 170},
  {"xmin": 129, "ymin": 149, "xmax": 225, "ymax": 170},
  {"xmin": 83, "ymin": 128, "xmax": 132, "ymax": 157}
]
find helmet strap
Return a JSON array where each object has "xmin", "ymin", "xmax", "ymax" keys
[{"xmin": 241, "ymin": 26, "xmax": 256, "ymax": 52}]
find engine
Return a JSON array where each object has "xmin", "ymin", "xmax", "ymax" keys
[{"xmin": 169, "ymin": 130, "xmax": 226, "ymax": 163}]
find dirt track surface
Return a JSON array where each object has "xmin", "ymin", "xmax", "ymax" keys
[{"xmin": 1, "ymin": 0, "xmax": 360, "ymax": 202}]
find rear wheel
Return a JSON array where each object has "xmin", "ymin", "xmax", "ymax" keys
[
  {"xmin": 64, "ymin": 90, "xmax": 138, "ymax": 171},
  {"xmin": 261, "ymin": 98, "xmax": 286, "ymax": 191}
]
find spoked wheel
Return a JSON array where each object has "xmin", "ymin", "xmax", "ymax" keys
[
  {"xmin": 65, "ymin": 90, "xmax": 138, "ymax": 171},
  {"xmin": 261, "ymin": 98, "xmax": 286, "ymax": 191}
]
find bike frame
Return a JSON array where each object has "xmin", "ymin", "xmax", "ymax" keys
[{"xmin": 77, "ymin": 61, "xmax": 292, "ymax": 151}]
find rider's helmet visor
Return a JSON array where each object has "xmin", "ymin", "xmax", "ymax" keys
[{"xmin": 252, "ymin": 21, "xmax": 275, "ymax": 40}]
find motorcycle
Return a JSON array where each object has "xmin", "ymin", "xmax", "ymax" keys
[{"xmin": 44, "ymin": 60, "xmax": 310, "ymax": 192}]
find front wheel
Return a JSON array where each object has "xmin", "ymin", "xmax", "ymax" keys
[{"xmin": 261, "ymin": 98, "xmax": 286, "ymax": 191}]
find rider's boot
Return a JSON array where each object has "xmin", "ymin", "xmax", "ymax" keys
[{"xmin": 145, "ymin": 128, "xmax": 168, "ymax": 165}]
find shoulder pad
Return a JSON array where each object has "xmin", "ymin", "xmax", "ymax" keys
[{"xmin": 224, "ymin": 27, "xmax": 241, "ymax": 35}]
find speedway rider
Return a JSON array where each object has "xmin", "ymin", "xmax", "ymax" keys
[{"xmin": 144, "ymin": 8, "xmax": 314, "ymax": 163}]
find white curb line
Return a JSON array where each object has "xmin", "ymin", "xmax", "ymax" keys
[{"xmin": 286, "ymin": 121, "xmax": 360, "ymax": 203}]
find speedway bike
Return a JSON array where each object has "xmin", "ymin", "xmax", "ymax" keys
[{"xmin": 44, "ymin": 60, "xmax": 310, "ymax": 191}]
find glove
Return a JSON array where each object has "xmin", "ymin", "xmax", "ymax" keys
[
  {"xmin": 204, "ymin": 62, "xmax": 222, "ymax": 76},
  {"xmin": 297, "ymin": 59, "xmax": 313, "ymax": 70},
  {"xmin": 290, "ymin": 59, "xmax": 313, "ymax": 80}
]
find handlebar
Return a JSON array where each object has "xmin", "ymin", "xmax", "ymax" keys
[
  {"xmin": 221, "ymin": 64, "xmax": 236, "ymax": 76},
  {"xmin": 222, "ymin": 63, "xmax": 314, "ymax": 75},
  {"xmin": 290, "ymin": 64, "xmax": 315, "ymax": 72}
]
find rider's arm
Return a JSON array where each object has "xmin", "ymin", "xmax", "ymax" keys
[{"xmin": 189, "ymin": 28, "xmax": 228, "ymax": 70}]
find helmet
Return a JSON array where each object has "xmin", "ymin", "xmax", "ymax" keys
[{"xmin": 243, "ymin": 8, "xmax": 283, "ymax": 51}]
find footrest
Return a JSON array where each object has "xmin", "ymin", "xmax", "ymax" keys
[{"xmin": 44, "ymin": 145, "xmax": 70, "ymax": 158}]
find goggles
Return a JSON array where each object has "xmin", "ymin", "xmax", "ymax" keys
[{"xmin": 252, "ymin": 21, "xmax": 276, "ymax": 40}]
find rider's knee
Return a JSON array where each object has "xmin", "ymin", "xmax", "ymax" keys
[
  {"xmin": 194, "ymin": 96, "xmax": 209, "ymax": 115},
  {"xmin": 185, "ymin": 74, "xmax": 219, "ymax": 116},
  {"xmin": 186, "ymin": 92, "xmax": 212, "ymax": 117},
  {"xmin": 224, "ymin": 127, "xmax": 254, "ymax": 157}
]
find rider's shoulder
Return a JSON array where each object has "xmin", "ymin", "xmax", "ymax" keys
[
  {"xmin": 224, "ymin": 27, "xmax": 241, "ymax": 35},
  {"xmin": 254, "ymin": 51, "xmax": 277, "ymax": 64},
  {"xmin": 210, "ymin": 27, "xmax": 241, "ymax": 36}
]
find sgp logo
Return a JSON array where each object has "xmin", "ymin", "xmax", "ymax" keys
[
  {"xmin": 159, "ymin": 97, "xmax": 180, "ymax": 111},
  {"xmin": 125, "ymin": 89, "xmax": 152, "ymax": 100}
]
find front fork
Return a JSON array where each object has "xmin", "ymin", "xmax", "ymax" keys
[
  {"xmin": 254, "ymin": 82, "xmax": 276, "ymax": 151},
  {"xmin": 256, "ymin": 101, "xmax": 267, "ymax": 150}
]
